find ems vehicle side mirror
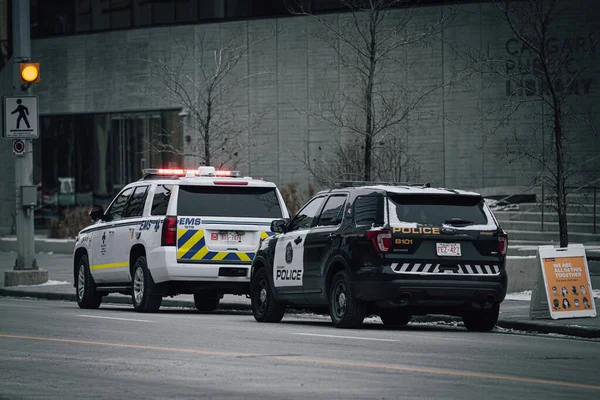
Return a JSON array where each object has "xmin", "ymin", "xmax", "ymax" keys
[
  {"xmin": 89, "ymin": 206, "xmax": 105, "ymax": 222},
  {"xmin": 271, "ymin": 219, "xmax": 288, "ymax": 234}
]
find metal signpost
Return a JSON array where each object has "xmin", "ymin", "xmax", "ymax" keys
[{"xmin": 2, "ymin": 0, "xmax": 47, "ymax": 286}]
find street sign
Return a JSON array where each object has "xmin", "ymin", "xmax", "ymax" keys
[
  {"xmin": 3, "ymin": 95, "xmax": 39, "ymax": 139},
  {"xmin": 530, "ymin": 244, "xmax": 596, "ymax": 319},
  {"xmin": 13, "ymin": 139, "xmax": 25, "ymax": 155}
]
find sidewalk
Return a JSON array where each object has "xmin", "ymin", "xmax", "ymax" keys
[{"xmin": 1, "ymin": 251, "xmax": 599, "ymax": 338}]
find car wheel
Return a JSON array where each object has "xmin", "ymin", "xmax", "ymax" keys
[
  {"xmin": 76, "ymin": 254, "xmax": 102, "ymax": 309},
  {"xmin": 329, "ymin": 270, "xmax": 365, "ymax": 329},
  {"xmin": 251, "ymin": 267, "xmax": 285, "ymax": 323},
  {"xmin": 463, "ymin": 304, "xmax": 499, "ymax": 332},
  {"xmin": 132, "ymin": 256, "xmax": 162, "ymax": 313},
  {"xmin": 193, "ymin": 292, "xmax": 221, "ymax": 312},
  {"xmin": 379, "ymin": 309, "xmax": 411, "ymax": 326}
]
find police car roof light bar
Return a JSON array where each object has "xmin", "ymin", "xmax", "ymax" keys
[{"xmin": 335, "ymin": 180, "xmax": 431, "ymax": 188}]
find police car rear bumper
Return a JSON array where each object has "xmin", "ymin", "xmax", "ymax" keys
[{"xmin": 352, "ymin": 277, "xmax": 507, "ymax": 305}]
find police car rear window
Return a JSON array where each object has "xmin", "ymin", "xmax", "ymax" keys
[
  {"xmin": 177, "ymin": 186, "xmax": 283, "ymax": 218},
  {"xmin": 387, "ymin": 194, "xmax": 488, "ymax": 226}
]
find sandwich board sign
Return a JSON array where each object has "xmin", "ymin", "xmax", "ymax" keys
[{"xmin": 530, "ymin": 244, "xmax": 596, "ymax": 319}]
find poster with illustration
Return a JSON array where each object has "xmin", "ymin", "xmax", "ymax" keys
[{"xmin": 535, "ymin": 244, "xmax": 596, "ymax": 320}]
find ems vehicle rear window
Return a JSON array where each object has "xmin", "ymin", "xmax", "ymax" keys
[
  {"xmin": 387, "ymin": 194, "xmax": 488, "ymax": 226},
  {"xmin": 177, "ymin": 186, "xmax": 283, "ymax": 218}
]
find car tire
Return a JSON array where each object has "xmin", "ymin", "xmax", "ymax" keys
[
  {"xmin": 193, "ymin": 292, "xmax": 221, "ymax": 312},
  {"xmin": 131, "ymin": 256, "xmax": 162, "ymax": 313},
  {"xmin": 463, "ymin": 304, "xmax": 499, "ymax": 332},
  {"xmin": 76, "ymin": 254, "xmax": 102, "ymax": 309},
  {"xmin": 329, "ymin": 270, "xmax": 365, "ymax": 329},
  {"xmin": 251, "ymin": 267, "xmax": 285, "ymax": 323},
  {"xmin": 379, "ymin": 309, "xmax": 411, "ymax": 326}
]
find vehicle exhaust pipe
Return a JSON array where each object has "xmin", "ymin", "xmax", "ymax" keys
[
  {"xmin": 397, "ymin": 293, "xmax": 412, "ymax": 307},
  {"xmin": 482, "ymin": 295, "xmax": 495, "ymax": 309}
]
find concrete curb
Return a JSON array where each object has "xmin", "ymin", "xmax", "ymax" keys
[{"xmin": 2, "ymin": 288, "xmax": 599, "ymax": 338}]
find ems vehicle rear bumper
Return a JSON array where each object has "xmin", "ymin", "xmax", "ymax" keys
[{"xmin": 147, "ymin": 247, "xmax": 251, "ymax": 284}]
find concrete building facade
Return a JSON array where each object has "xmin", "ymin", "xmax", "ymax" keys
[{"xmin": 0, "ymin": 0, "xmax": 598, "ymax": 233}]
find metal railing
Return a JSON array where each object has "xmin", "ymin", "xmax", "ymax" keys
[{"xmin": 540, "ymin": 185, "xmax": 598, "ymax": 234}]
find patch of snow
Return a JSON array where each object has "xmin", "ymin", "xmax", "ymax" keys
[
  {"xmin": 17, "ymin": 280, "xmax": 70, "ymax": 287},
  {"xmin": 593, "ymin": 289, "xmax": 600, "ymax": 300},
  {"xmin": 505, "ymin": 290, "xmax": 532, "ymax": 301}
]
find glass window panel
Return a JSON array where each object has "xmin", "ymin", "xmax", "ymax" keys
[
  {"xmin": 106, "ymin": 188, "xmax": 133, "ymax": 221},
  {"xmin": 226, "ymin": 0, "xmax": 251, "ymax": 18},
  {"xmin": 289, "ymin": 196, "xmax": 325, "ymax": 231},
  {"xmin": 175, "ymin": 0, "xmax": 197, "ymax": 22},
  {"xmin": 110, "ymin": 0, "xmax": 132, "ymax": 29},
  {"xmin": 153, "ymin": 0, "xmax": 175, "ymax": 24},
  {"xmin": 316, "ymin": 195, "xmax": 347, "ymax": 227},
  {"xmin": 151, "ymin": 184, "xmax": 173, "ymax": 216},
  {"xmin": 124, "ymin": 186, "xmax": 149, "ymax": 218},
  {"xmin": 91, "ymin": 0, "xmax": 111, "ymax": 30},
  {"xmin": 133, "ymin": 0, "xmax": 152, "ymax": 26},
  {"xmin": 75, "ymin": 0, "xmax": 92, "ymax": 32},
  {"xmin": 198, "ymin": 0, "xmax": 224, "ymax": 20}
]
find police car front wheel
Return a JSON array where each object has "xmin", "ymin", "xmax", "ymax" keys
[
  {"xmin": 329, "ymin": 270, "xmax": 365, "ymax": 329},
  {"xmin": 132, "ymin": 256, "xmax": 162, "ymax": 313},
  {"xmin": 251, "ymin": 267, "xmax": 285, "ymax": 323}
]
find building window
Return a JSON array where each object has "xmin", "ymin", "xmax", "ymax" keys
[
  {"xmin": 110, "ymin": 0, "xmax": 132, "ymax": 29},
  {"xmin": 133, "ymin": 0, "xmax": 152, "ymax": 26},
  {"xmin": 35, "ymin": 110, "xmax": 181, "ymax": 226},
  {"xmin": 75, "ymin": 0, "xmax": 92, "ymax": 32},
  {"xmin": 91, "ymin": 0, "xmax": 110, "ymax": 31},
  {"xmin": 153, "ymin": 0, "xmax": 175, "ymax": 24},
  {"xmin": 175, "ymin": 0, "xmax": 197, "ymax": 23}
]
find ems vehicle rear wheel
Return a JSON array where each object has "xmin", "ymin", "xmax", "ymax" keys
[
  {"xmin": 76, "ymin": 254, "xmax": 102, "ymax": 309},
  {"xmin": 251, "ymin": 268, "xmax": 285, "ymax": 322},
  {"xmin": 132, "ymin": 256, "xmax": 162, "ymax": 313},
  {"xmin": 329, "ymin": 270, "xmax": 365, "ymax": 329},
  {"xmin": 462, "ymin": 304, "xmax": 499, "ymax": 332},
  {"xmin": 193, "ymin": 292, "xmax": 220, "ymax": 312},
  {"xmin": 379, "ymin": 309, "xmax": 411, "ymax": 326}
]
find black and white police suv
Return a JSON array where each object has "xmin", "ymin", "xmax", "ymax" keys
[
  {"xmin": 73, "ymin": 166, "xmax": 289, "ymax": 312},
  {"xmin": 250, "ymin": 181, "xmax": 508, "ymax": 331}
]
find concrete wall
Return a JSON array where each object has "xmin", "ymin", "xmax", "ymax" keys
[{"xmin": 1, "ymin": 1, "xmax": 599, "ymax": 232}]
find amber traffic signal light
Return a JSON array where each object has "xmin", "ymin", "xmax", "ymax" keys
[{"xmin": 20, "ymin": 63, "xmax": 40, "ymax": 84}]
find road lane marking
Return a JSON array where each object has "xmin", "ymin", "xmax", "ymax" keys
[
  {"xmin": 0, "ymin": 334, "xmax": 261, "ymax": 357},
  {"xmin": 77, "ymin": 315, "xmax": 154, "ymax": 323},
  {"xmin": 1, "ymin": 333, "xmax": 599, "ymax": 391},
  {"xmin": 293, "ymin": 332, "xmax": 399, "ymax": 342}
]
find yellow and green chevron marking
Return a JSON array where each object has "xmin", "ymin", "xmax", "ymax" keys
[{"xmin": 177, "ymin": 229, "xmax": 274, "ymax": 261}]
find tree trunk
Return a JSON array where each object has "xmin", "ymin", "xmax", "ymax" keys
[
  {"xmin": 553, "ymin": 104, "xmax": 568, "ymax": 247},
  {"xmin": 204, "ymin": 100, "xmax": 212, "ymax": 166}
]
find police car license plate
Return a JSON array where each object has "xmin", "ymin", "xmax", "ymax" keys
[
  {"xmin": 219, "ymin": 232, "xmax": 242, "ymax": 244},
  {"xmin": 436, "ymin": 243, "xmax": 461, "ymax": 257}
]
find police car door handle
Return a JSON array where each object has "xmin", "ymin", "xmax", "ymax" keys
[
  {"xmin": 327, "ymin": 233, "xmax": 336, "ymax": 241},
  {"xmin": 294, "ymin": 236, "xmax": 303, "ymax": 245},
  {"xmin": 108, "ymin": 229, "xmax": 115, "ymax": 235}
]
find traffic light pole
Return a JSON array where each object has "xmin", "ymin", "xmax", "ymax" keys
[{"xmin": 4, "ymin": 0, "xmax": 46, "ymax": 286}]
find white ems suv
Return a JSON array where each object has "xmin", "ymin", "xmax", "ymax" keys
[{"xmin": 73, "ymin": 166, "xmax": 289, "ymax": 313}]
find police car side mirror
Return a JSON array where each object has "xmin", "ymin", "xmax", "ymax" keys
[
  {"xmin": 271, "ymin": 219, "xmax": 288, "ymax": 234},
  {"xmin": 89, "ymin": 206, "xmax": 105, "ymax": 222}
]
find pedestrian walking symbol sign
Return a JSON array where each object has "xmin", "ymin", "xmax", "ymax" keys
[{"xmin": 3, "ymin": 96, "xmax": 39, "ymax": 139}]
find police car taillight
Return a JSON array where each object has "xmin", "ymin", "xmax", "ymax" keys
[
  {"xmin": 366, "ymin": 230, "xmax": 392, "ymax": 253},
  {"xmin": 498, "ymin": 232, "xmax": 508, "ymax": 255},
  {"xmin": 162, "ymin": 216, "xmax": 177, "ymax": 246}
]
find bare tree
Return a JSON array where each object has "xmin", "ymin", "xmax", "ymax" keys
[
  {"xmin": 453, "ymin": 0, "xmax": 599, "ymax": 247},
  {"xmin": 289, "ymin": 0, "xmax": 456, "ymax": 183},
  {"xmin": 142, "ymin": 28, "xmax": 274, "ymax": 169}
]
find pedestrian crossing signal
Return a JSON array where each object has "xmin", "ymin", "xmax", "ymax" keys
[{"xmin": 20, "ymin": 63, "xmax": 40, "ymax": 84}]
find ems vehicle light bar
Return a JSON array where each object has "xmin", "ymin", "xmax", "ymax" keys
[{"xmin": 143, "ymin": 168, "xmax": 242, "ymax": 178}]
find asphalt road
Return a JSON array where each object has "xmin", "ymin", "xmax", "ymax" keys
[{"xmin": 1, "ymin": 297, "xmax": 599, "ymax": 399}]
